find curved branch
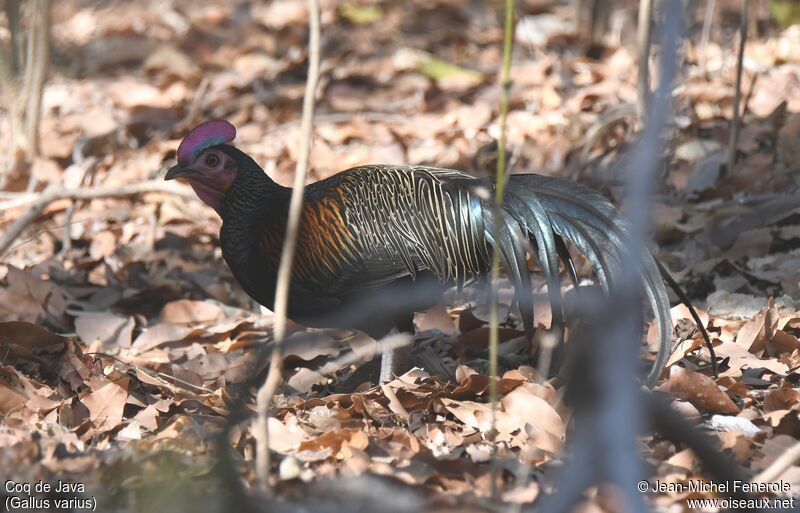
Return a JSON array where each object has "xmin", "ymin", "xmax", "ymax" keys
[{"xmin": 0, "ymin": 180, "xmax": 196, "ymax": 259}]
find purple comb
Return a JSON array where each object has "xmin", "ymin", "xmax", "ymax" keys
[{"xmin": 177, "ymin": 120, "xmax": 236, "ymax": 164}]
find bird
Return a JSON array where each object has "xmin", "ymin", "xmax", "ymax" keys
[{"xmin": 166, "ymin": 119, "xmax": 686, "ymax": 386}]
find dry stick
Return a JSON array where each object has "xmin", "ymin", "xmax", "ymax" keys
[
  {"xmin": 534, "ymin": 333, "xmax": 558, "ymax": 385},
  {"xmin": 636, "ymin": 0, "xmax": 654, "ymax": 120},
  {"xmin": 0, "ymin": 0, "xmax": 50, "ymax": 189},
  {"xmin": 5, "ymin": 0, "xmax": 22, "ymax": 74},
  {"xmin": 0, "ymin": 1, "xmax": 21, "ymax": 190},
  {"xmin": 488, "ymin": 0, "xmax": 516, "ymax": 499},
  {"xmin": 752, "ymin": 439, "xmax": 800, "ymax": 484},
  {"xmin": 23, "ymin": 0, "xmax": 49, "ymax": 159},
  {"xmin": 178, "ymin": 77, "xmax": 211, "ymax": 131},
  {"xmin": 727, "ymin": 0, "xmax": 748, "ymax": 174},
  {"xmin": 698, "ymin": 0, "xmax": 716, "ymax": 73},
  {"xmin": 61, "ymin": 157, "xmax": 98, "ymax": 253},
  {"xmin": 254, "ymin": 0, "xmax": 321, "ymax": 490},
  {"xmin": 0, "ymin": 181, "xmax": 195, "ymax": 259}
]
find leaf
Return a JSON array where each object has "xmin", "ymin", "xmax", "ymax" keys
[
  {"xmin": 416, "ymin": 55, "xmax": 482, "ymax": 85},
  {"xmin": 81, "ymin": 377, "xmax": 130, "ymax": 432},
  {"xmin": 516, "ymin": 14, "xmax": 572, "ymax": 47},
  {"xmin": 74, "ymin": 313, "xmax": 134, "ymax": 350},
  {"xmin": 296, "ymin": 428, "xmax": 368, "ymax": 461},
  {"xmin": 501, "ymin": 384, "xmax": 565, "ymax": 440},
  {"xmin": 338, "ymin": 3, "xmax": 383, "ymax": 25},
  {"xmin": 735, "ymin": 298, "xmax": 777, "ymax": 355},
  {"xmin": 763, "ymin": 388, "xmax": 800, "ymax": 412},
  {"xmin": 707, "ymin": 415, "xmax": 761, "ymax": 437},
  {"xmin": 0, "ymin": 321, "xmax": 68, "ymax": 361},
  {"xmin": 441, "ymin": 398, "xmax": 494, "ymax": 431},
  {"xmin": 158, "ymin": 299, "xmax": 224, "ymax": 325},
  {"xmin": 664, "ymin": 367, "xmax": 739, "ymax": 414},
  {"xmin": 0, "ymin": 367, "xmax": 31, "ymax": 414},
  {"xmin": 684, "ymin": 149, "xmax": 726, "ymax": 198},
  {"xmin": 131, "ymin": 323, "xmax": 192, "ymax": 353}
]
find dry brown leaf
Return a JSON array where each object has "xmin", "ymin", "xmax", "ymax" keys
[
  {"xmin": 0, "ymin": 371, "xmax": 30, "ymax": 415},
  {"xmin": 0, "ymin": 321, "xmax": 67, "ymax": 360},
  {"xmin": 74, "ymin": 312, "xmax": 134, "ymax": 350},
  {"xmin": 664, "ymin": 367, "xmax": 739, "ymax": 414},
  {"xmin": 296, "ymin": 428, "xmax": 369, "ymax": 462},
  {"xmin": 763, "ymin": 387, "xmax": 800, "ymax": 412},
  {"xmin": 89, "ymin": 230, "xmax": 117, "ymax": 260},
  {"xmin": 131, "ymin": 322, "xmax": 192, "ymax": 353},
  {"xmin": 501, "ymin": 384, "xmax": 565, "ymax": 440},
  {"xmin": 735, "ymin": 298, "xmax": 777, "ymax": 355},
  {"xmin": 81, "ymin": 377, "xmax": 129, "ymax": 432},
  {"xmin": 158, "ymin": 299, "xmax": 224, "ymax": 325}
]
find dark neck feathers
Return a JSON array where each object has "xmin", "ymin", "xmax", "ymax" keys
[{"xmin": 217, "ymin": 145, "xmax": 289, "ymax": 262}]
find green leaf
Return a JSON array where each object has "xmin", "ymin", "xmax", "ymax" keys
[
  {"xmin": 416, "ymin": 56, "xmax": 483, "ymax": 84},
  {"xmin": 770, "ymin": 0, "xmax": 800, "ymax": 28},
  {"xmin": 338, "ymin": 3, "xmax": 383, "ymax": 25}
]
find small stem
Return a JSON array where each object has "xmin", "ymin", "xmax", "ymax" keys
[
  {"xmin": 255, "ymin": 0, "xmax": 321, "ymax": 490},
  {"xmin": 699, "ymin": 0, "xmax": 716, "ymax": 73},
  {"xmin": 727, "ymin": 0, "xmax": 748, "ymax": 174},
  {"xmin": 6, "ymin": 0, "xmax": 22, "ymax": 75},
  {"xmin": 488, "ymin": 0, "xmax": 516, "ymax": 499},
  {"xmin": 637, "ymin": 0, "xmax": 654, "ymax": 120},
  {"xmin": 23, "ymin": 0, "xmax": 50, "ymax": 158},
  {"xmin": 752, "ymin": 439, "xmax": 800, "ymax": 484},
  {"xmin": 0, "ymin": 180, "xmax": 196, "ymax": 259}
]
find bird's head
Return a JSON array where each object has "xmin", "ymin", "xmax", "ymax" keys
[{"xmin": 165, "ymin": 120, "xmax": 242, "ymax": 214}]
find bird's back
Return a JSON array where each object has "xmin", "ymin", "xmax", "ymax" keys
[
  {"xmin": 323, "ymin": 165, "xmax": 491, "ymax": 288},
  {"xmin": 226, "ymin": 165, "xmax": 494, "ymax": 329}
]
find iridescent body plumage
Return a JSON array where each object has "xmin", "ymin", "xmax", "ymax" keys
[{"xmin": 166, "ymin": 122, "xmax": 675, "ymax": 385}]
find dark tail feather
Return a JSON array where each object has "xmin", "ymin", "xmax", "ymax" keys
[
  {"xmin": 503, "ymin": 192, "xmax": 565, "ymax": 339},
  {"xmin": 655, "ymin": 259, "xmax": 718, "ymax": 378},
  {"xmin": 482, "ymin": 204, "xmax": 535, "ymax": 341},
  {"xmin": 555, "ymin": 235, "xmax": 579, "ymax": 289},
  {"xmin": 504, "ymin": 174, "xmax": 673, "ymax": 386}
]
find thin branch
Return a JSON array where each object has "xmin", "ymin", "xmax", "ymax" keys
[
  {"xmin": 255, "ymin": 0, "xmax": 321, "ymax": 490},
  {"xmin": 752, "ymin": 439, "xmax": 800, "ymax": 485},
  {"xmin": 636, "ymin": 0, "xmax": 654, "ymax": 119},
  {"xmin": 698, "ymin": 0, "xmax": 716, "ymax": 73},
  {"xmin": 535, "ymin": 333, "xmax": 557, "ymax": 384},
  {"xmin": 5, "ymin": 0, "xmax": 22, "ymax": 76},
  {"xmin": 61, "ymin": 158, "xmax": 98, "ymax": 254},
  {"xmin": 727, "ymin": 0, "xmax": 748, "ymax": 174},
  {"xmin": 23, "ymin": 0, "xmax": 49, "ymax": 158},
  {"xmin": 0, "ymin": 180, "xmax": 196, "ymax": 259},
  {"xmin": 488, "ymin": 0, "xmax": 516, "ymax": 499}
]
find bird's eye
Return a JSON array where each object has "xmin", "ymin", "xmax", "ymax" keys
[{"xmin": 205, "ymin": 154, "xmax": 220, "ymax": 167}]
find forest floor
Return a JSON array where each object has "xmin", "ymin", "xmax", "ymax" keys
[{"xmin": 1, "ymin": 0, "xmax": 800, "ymax": 512}]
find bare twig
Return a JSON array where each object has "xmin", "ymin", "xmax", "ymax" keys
[
  {"xmin": 752, "ymin": 439, "xmax": 800, "ymax": 485},
  {"xmin": 23, "ymin": 0, "xmax": 49, "ymax": 159},
  {"xmin": 0, "ymin": 0, "xmax": 50, "ymax": 189},
  {"xmin": 5, "ymin": 1, "xmax": 22, "ymax": 75},
  {"xmin": 0, "ymin": 180, "xmax": 195, "ymax": 259},
  {"xmin": 535, "ymin": 332, "xmax": 558, "ymax": 384},
  {"xmin": 727, "ymin": 0, "xmax": 748, "ymax": 174},
  {"xmin": 636, "ymin": 0, "xmax": 654, "ymax": 120},
  {"xmin": 645, "ymin": 393, "xmax": 758, "ymax": 502},
  {"xmin": 255, "ymin": 0, "xmax": 321, "ymax": 490},
  {"xmin": 61, "ymin": 158, "xmax": 98, "ymax": 253},
  {"xmin": 698, "ymin": 0, "xmax": 716, "ymax": 73},
  {"xmin": 487, "ymin": 0, "xmax": 516, "ymax": 499},
  {"xmin": 177, "ymin": 77, "xmax": 211, "ymax": 131}
]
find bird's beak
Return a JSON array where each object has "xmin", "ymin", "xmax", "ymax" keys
[{"xmin": 165, "ymin": 163, "xmax": 195, "ymax": 181}]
